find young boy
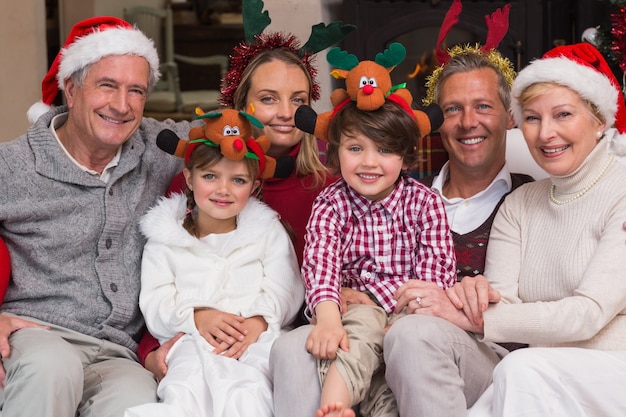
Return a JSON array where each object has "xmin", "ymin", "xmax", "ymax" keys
[{"xmin": 301, "ymin": 99, "xmax": 457, "ymax": 417}]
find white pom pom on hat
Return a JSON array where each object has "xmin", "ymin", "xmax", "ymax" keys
[
  {"xmin": 27, "ymin": 16, "xmax": 160, "ymax": 125},
  {"xmin": 511, "ymin": 42, "xmax": 626, "ymax": 134}
]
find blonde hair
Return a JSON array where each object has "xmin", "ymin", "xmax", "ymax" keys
[
  {"xmin": 232, "ymin": 48, "xmax": 327, "ymax": 187},
  {"xmin": 518, "ymin": 82, "xmax": 605, "ymax": 125}
]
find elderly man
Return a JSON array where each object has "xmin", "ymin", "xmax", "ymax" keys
[{"xmin": 0, "ymin": 16, "xmax": 196, "ymax": 416}]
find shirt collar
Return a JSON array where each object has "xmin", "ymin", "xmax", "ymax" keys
[
  {"xmin": 51, "ymin": 113, "xmax": 122, "ymax": 182},
  {"xmin": 431, "ymin": 161, "xmax": 512, "ymax": 202}
]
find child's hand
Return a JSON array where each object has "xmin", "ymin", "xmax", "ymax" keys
[
  {"xmin": 214, "ymin": 315, "xmax": 268, "ymax": 358},
  {"xmin": 305, "ymin": 301, "xmax": 349, "ymax": 360},
  {"xmin": 194, "ymin": 308, "xmax": 247, "ymax": 348}
]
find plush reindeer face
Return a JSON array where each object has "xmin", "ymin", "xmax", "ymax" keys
[{"xmin": 341, "ymin": 61, "xmax": 393, "ymax": 111}]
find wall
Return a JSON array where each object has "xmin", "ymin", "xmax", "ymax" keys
[
  {"xmin": 0, "ymin": 0, "xmax": 47, "ymax": 142},
  {"xmin": 0, "ymin": 0, "xmax": 339, "ymax": 143}
]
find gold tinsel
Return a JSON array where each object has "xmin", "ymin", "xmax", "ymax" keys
[{"xmin": 423, "ymin": 44, "xmax": 516, "ymax": 105}]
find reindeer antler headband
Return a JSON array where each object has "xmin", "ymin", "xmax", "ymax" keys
[
  {"xmin": 220, "ymin": 0, "xmax": 355, "ymax": 108},
  {"xmin": 423, "ymin": 0, "xmax": 516, "ymax": 105}
]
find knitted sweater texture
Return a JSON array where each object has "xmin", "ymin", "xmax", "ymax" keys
[
  {"xmin": 483, "ymin": 136, "xmax": 626, "ymax": 350},
  {"xmin": 0, "ymin": 107, "xmax": 194, "ymax": 351}
]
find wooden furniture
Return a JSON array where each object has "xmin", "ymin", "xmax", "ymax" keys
[
  {"xmin": 124, "ymin": 5, "xmax": 230, "ymax": 120},
  {"xmin": 173, "ymin": 23, "xmax": 244, "ymax": 92}
]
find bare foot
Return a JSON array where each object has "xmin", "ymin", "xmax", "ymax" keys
[{"xmin": 315, "ymin": 402, "xmax": 356, "ymax": 417}]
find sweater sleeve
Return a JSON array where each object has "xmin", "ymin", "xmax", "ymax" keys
[
  {"xmin": 136, "ymin": 329, "xmax": 160, "ymax": 366},
  {"xmin": 139, "ymin": 240, "xmax": 197, "ymax": 342},
  {"xmin": 239, "ymin": 218, "xmax": 304, "ymax": 329},
  {"xmin": 482, "ymin": 181, "xmax": 626, "ymax": 347}
]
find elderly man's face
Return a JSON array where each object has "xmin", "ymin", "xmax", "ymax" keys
[
  {"xmin": 437, "ymin": 67, "xmax": 514, "ymax": 175},
  {"xmin": 64, "ymin": 54, "xmax": 149, "ymax": 152}
]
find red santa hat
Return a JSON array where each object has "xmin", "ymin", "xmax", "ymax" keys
[
  {"xmin": 511, "ymin": 42, "xmax": 626, "ymax": 134},
  {"xmin": 28, "ymin": 16, "xmax": 160, "ymax": 125}
]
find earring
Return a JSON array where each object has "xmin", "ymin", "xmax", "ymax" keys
[{"xmin": 596, "ymin": 131, "xmax": 603, "ymax": 138}]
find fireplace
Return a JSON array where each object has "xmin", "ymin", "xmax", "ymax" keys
[{"xmin": 341, "ymin": 0, "xmax": 544, "ymax": 105}]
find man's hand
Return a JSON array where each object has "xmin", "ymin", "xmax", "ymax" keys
[
  {"xmin": 392, "ymin": 280, "xmax": 485, "ymax": 333},
  {"xmin": 0, "ymin": 314, "xmax": 49, "ymax": 388},
  {"xmin": 445, "ymin": 275, "xmax": 500, "ymax": 327},
  {"xmin": 143, "ymin": 332, "xmax": 184, "ymax": 382},
  {"xmin": 340, "ymin": 287, "xmax": 376, "ymax": 312}
]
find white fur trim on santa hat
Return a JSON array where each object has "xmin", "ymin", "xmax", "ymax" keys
[
  {"xmin": 58, "ymin": 27, "xmax": 160, "ymax": 91},
  {"xmin": 511, "ymin": 56, "xmax": 618, "ymax": 129},
  {"xmin": 27, "ymin": 102, "xmax": 53, "ymax": 125}
]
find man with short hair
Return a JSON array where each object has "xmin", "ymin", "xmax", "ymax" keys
[
  {"xmin": 0, "ymin": 16, "xmax": 196, "ymax": 416},
  {"xmin": 384, "ymin": 46, "xmax": 533, "ymax": 416}
]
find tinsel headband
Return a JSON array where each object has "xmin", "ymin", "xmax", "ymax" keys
[
  {"xmin": 423, "ymin": 0, "xmax": 516, "ymax": 105},
  {"xmin": 219, "ymin": 0, "xmax": 355, "ymax": 108}
]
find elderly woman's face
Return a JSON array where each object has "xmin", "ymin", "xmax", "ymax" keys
[{"xmin": 520, "ymin": 84, "xmax": 605, "ymax": 176}]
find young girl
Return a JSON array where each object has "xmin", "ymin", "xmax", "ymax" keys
[{"xmin": 125, "ymin": 137, "xmax": 304, "ymax": 417}]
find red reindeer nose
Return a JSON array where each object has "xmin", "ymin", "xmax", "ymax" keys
[
  {"xmin": 362, "ymin": 84, "xmax": 374, "ymax": 95},
  {"xmin": 233, "ymin": 139, "xmax": 244, "ymax": 151}
]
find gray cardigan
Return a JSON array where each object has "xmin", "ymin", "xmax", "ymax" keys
[{"xmin": 0, "ymin": 106, "xmax": 193, "ymax": 351}]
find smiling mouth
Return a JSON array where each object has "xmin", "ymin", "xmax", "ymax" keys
[
  {"xmin": 211, "ymin": 199, "xmax": 232, "ymax": 205},
  {"xmin": 542, "ymin": 145, "xmax": 570, "ymax": 154},
  {"xmin": 100, "ymin": 114, "xmax": 126, "ymax": 124},
  {"xmin": 269, "ymin": 124, "xmax": 294, "ymax": 132},
  {"xmin": 459, "ymin": 137, "xmax": 486, "ymax": 145},
  {"xmin": 358, "ymin": 174, "xmax": 381, "ymax": 180}
]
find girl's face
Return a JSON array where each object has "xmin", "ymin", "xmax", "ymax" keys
[
  {"xmin": 338, "ymin": 131, "xmax": 404, "ymax": 201},
  {"xmin": 183, "ymin": 158, "xmax": 260, "ymax": 237},
  {"xmin": 245, "ymin": 59, "xmax": 310, "ymax": 157},
  {"xmin": 520, "ymin": 85, "xmax": 605, "ymax": 176}
]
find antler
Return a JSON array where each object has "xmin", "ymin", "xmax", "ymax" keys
[
  {"xmin": 435, "ymin": 0, "xmax": 463, "ymax": 65},
  {"xmin": 327, "ymin": 47, "xmax": 360, "ymax": 71},
  {"xmin": 375, "ymin": 42, "xmax": 406, "ymax": 68},
  {"xmin": 303, "ymin": 22, "xmax": 357, "ymax": 55},
  {"xmin": 243, "ymin": 0, "xmax": 271, "ymax": 42},
  {"xmin": 482, "ymin": 4, "xmax": 511, "ymax": 52}
]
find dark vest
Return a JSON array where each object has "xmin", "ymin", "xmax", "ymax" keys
[{"xmin": 419, "ymin": 173, "xmax": 534, "ymax": 281}]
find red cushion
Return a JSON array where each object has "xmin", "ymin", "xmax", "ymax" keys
[{"xmin": 0, "ymin": 238, "xmax": 10, "ymax": 304}]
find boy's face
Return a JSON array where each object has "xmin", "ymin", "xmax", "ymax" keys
[{"xmin": 338, "ymin": 131, "xmax": 404, "ymax": 201}]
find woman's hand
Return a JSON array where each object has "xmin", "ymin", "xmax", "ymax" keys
[
  {"xmin": 144, "ymin": 332, "xmax": 184, "ymax": 382},
  {"xmin": 445, "ymin": 275, "xmax": 501, "ymax": 327},
  {"xmin": 194, "ymin": 308, "xmax": 247, "ymax": 348}
]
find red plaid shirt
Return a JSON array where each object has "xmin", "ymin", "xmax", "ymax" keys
[{"xmin": 302, "ymin": 175, "xmax": 456, "ymax": 315}]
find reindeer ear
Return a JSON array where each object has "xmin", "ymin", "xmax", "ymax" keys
[
  {"xmin": 157, "ymin": 129, "xmax": 187, "ymax": 158},
  {"xmin": 423, "ymin": 104, "xmax": 444, "ymax": 132},
  {"xmin": 294, "ymin": 105, "xmax": 318, "ymax": 135}
]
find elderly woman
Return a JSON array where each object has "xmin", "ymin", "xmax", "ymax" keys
[{"xmin": 453, "ymin": 42, "xmax": 626, "ymax": 416}]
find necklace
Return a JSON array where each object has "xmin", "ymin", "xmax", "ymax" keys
[{"xmin": 549, "ymin": 154, "xmax": 614, "ymax": 205}]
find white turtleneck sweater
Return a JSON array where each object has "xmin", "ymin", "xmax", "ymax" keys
[{"xmin": 482, "ymin": 135, "xmax": 626, "ymax": 350}]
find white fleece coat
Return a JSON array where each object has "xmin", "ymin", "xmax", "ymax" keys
[{"xmin": 138, "ymin": 194, "xmax": 303, "ymax": 344}]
